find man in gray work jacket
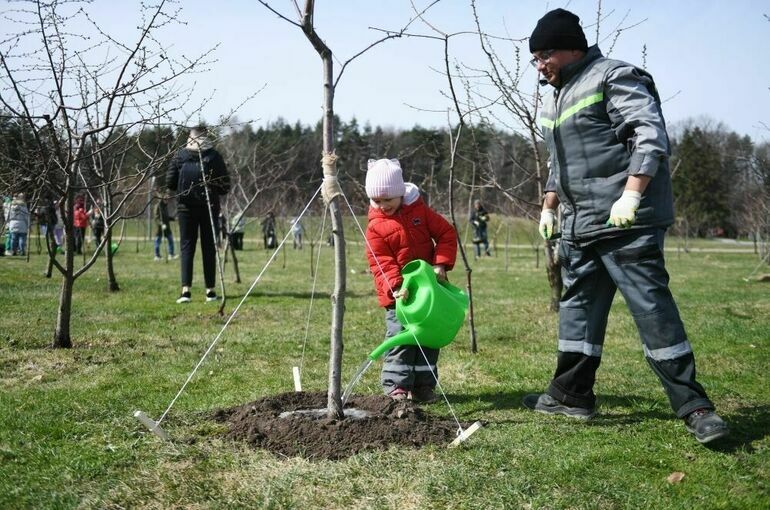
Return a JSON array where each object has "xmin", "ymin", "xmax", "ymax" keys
[{"xmin": 523, "ymin": 8, "xmax": 728, "ymax": 444}]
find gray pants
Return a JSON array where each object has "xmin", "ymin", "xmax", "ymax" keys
[
  {"xmin": 381, "ymin": 308, "xmax": 439, "ymax": 394},
  {"xmin": 548, "ymin": 229, "xmax": 713, "ymax": 418}
]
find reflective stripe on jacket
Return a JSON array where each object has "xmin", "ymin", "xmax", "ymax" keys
[{"xmin": 541, "ymin": 45, "xmax": 674, "ymax": 241}]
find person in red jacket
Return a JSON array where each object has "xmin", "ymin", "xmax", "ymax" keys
[
  {"xmin": 364, "ymin": 158, "xmax": 458, "ymax": 402},
  {"xmin": 73, "ymin": 200, "xmax": 89, "ymax": 254}
]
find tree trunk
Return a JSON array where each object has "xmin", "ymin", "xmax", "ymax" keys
[
  {"xmin": 320, "ymin": 51, "xmax": 346, "ymax": 419},
  {"xmin": 447, "ymin": 125, "xmax": 477, "ymax": 354},
  {"xmin": 299, "ymin": 1, "xmax": 348, "ymax": 419},
  {"xmin": 44, "ymin": 227, "xmax": 55, "ymax": 278},
  {"xmin": 53, "ymin": 191, "xmax": 76, "ymax": 349},
  {"xmin": 327, "ymin": 200, "xmax": 346, "ymax": 418},
  {"xmin": 105, "ymin": 228, "xmax": 119, "ymax": 292},
  {"xmin": 309, "ymin": 241, "xmax": 315, "ymax": 278},
  {"xmin": 226, "ymin": 237, "xmax": 242, "ymax": 284},
  {"xmin": 53, "ymin": 272, "xmax": 74, "ymax": 348}
]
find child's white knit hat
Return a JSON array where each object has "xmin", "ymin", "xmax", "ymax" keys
[{"xmin": 365, "ymin": 158, "xmax": 406, "ymax": 198}]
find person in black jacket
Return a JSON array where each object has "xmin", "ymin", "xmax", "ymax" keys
[
  {"xmin": 261, "ymin": 211, "xmax": 276, "ymax": 249},
  {"xmin": 469, "ymin": 200, "xmax": 491, "ymax": 257},
  {"xmin": 153, "ymin": 194, "xmax": 176, "ymax": 261},
  {"xmin": 166, "ymin": 126, "xmax": 230, "ymax": 303}
]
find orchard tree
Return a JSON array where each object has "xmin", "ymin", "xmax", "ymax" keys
[
  {"xmin": 257, "ymin": 0, "xmax": 427, "ymax": 417},
  {"xmin": 0, "ymin": 0, "xmax": 214, "ymax": 347}
]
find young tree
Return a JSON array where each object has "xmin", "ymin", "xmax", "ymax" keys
[
  {"xmin": 257, "ymin": 0, "xmax": 425, "ymax": 417},
  {"xmin": 218, "ymin": 123, "xmax": 301, "ymax": 286}
]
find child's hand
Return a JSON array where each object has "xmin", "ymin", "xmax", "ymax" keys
[
  {"xmin": 393, "ymin": 287, "xmax": 409, "ymax": 301},
  {"xmin": 433, "ymin": 265, "xmax": 447, "ymax": 282}
]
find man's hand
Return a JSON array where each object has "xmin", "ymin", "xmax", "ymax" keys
[
  {"xmin": 539, "ymin": 208, "xmax": 557, "ymax": 240},
  {"xmin": 162, "ymin": 224, "xmax": 167, "ymax": 231},
  {"xmin": 433, "ymin": 264, "xmax": 447, "ymax": 282},
  {"xmin": 393, "ymin": 287, "xmax": 409, "ymax": 301},
  {"xmin": 607, "ymin": 190, "xmax": 642, "ymax": 228}
]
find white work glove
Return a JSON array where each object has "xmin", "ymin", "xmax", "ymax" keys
[
  {"xmin": 539, "ymin": 208, "xmax": 557, "ymax": 240},
  {"xmin": 607, "ymin": 190, "xmax": 642, "ymax": 228}
]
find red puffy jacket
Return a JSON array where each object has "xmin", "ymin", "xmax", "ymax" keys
[
  {"xmin": 365, "ymin": 193, "xmax": 457, "ymax": 307},
  {"xmin": 74, "ymin": 207, "xmax": 88, "ymax": 229}
]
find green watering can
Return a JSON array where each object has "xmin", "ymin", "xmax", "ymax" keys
[{"xmin": 368, "ymin": 259, "xmax": 469, "ymax": 360}]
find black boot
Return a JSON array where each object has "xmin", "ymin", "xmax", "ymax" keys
[{"xmin": 685, "ymin": 409, "xmax": 729, "ymax": 443}]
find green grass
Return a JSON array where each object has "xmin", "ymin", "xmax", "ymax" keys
[{"xmin": 1, "ymin": 228, "xmax": 768, "ymax": 509}]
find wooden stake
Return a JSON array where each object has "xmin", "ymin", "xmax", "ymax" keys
[
  {"xmin": 449, "ymin": 421, "xmax": 483, "ymax": 447},
  {"xmin": 133, "ymin": 410, "xmax": 169, "ymax": 441},
  {"xmin": 293, "ymin": 366, "xmax": 302, "ymax": 392}
]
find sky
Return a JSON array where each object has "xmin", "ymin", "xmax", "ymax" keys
[{"xmin": 9, "ymin": 1, "xmax": 770, "ymax": 141}]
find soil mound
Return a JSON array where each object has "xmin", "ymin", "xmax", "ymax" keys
[{"xmin": 216, "ymin": 391, "xmax": 464, "ymax": 460}]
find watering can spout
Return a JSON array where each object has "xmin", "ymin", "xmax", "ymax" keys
[
  {"xmin": 368, "ymin": 259, "xmax": 468, "ymax": 360},
  {"xmin": 369, "ymin": 330, "xmax": 414, "ymax": 360}
]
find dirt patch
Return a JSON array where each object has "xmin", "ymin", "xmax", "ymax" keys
[{"xmin": 215, "ymin": 391, "xmax": 466, "ymax": 460}]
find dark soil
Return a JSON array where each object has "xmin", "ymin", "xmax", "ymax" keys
[{"xmin": 215, "ymin": 391, "xmax": 466, "ymax": 460}]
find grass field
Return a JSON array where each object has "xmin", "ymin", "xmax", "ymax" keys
[{"xmin": 1, "ymin": 221, "xmax": 768, "ymax": 509}]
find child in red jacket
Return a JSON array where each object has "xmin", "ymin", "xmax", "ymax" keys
[{"xmin": 364, "ymin": 158, "xmax": 458, "ymax": 402}]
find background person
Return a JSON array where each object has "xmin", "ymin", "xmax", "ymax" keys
[
  {"xmin": 364, "ymin": 158, "xmax": 458, "ymax": 403},
  {"xmin": 290, "ymin": 216, "xmax": 303, "ymax": 249},
  {"xmin": 525, "ymin": 8, "xmax": 728, "ymax": 444},
  {"xmin": 230, "ymin": 211, "xmax": 245, "ymax": 250},
  {"xmin": 88, "ymin": 199, "xmax": 104, "ymax": 248},
  {"xmin": 469, "ymin": 199, "xmax": 491, "ymax": 257},
  {"xmin": 5, "ymin": 192, "xmax": 30, "ymax": 256},
  {"xmin": 73, "ymin": 198, "xmax": 88, "ymax": 255},
  {"xmin": 153, "ymin": 195, "xmax": 176, "ymax": 261},
  {"xmin": 261, "ymin": 211, "xmax": 276, "ymax": 249},
  {"xmin": 166, "ymin": 126, "xmax": 230, "ymax": 303}
]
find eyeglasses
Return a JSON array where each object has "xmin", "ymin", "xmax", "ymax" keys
[{"xmin": 529, "ymin": 49, "xmax": 555, "ymax": 68}]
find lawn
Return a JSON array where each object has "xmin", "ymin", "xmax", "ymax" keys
[{"xmin": 1, "ymin": 222, "xmax": 768, "ymax": 509}]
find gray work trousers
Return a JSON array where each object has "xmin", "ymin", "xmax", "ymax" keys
[
  {"xmin": 381, "ymin": 308, "xmax": 440, "ymax": 394},
  {"xmin": 548, "ymin": 229, "xmax": 713, "ymax": 418}
]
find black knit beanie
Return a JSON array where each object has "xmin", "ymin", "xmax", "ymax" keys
[{"xmin": 529, "ymin": 8, "xmax": 588, "ymax": 53}]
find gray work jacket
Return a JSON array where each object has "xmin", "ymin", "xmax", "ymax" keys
[{"xmin": 541, "ymin": 45, "xmax": 674, "ymax": 242}]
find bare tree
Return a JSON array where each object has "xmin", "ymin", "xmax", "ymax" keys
[
  {"xmin": 218, "ymin": 124, "xmax": 301, "ymax": 286},
  {"xmin": 392, "ymin": 2, "xmax": 480, "ymax": 352},
  {"xmin": 0, "ymin": 0, "xmax": 214, "ymax": 347},
  {"xmin": 465, "ymin": 0, "xmax": 564, "ymax": 311},
  {"xmin": 257, "ymin": 0, "xmax": 431, "ymax": 417}
]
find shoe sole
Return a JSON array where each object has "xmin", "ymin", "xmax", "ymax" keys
[
  {"xmin": 205, "ymin": 297, "xmax": 220, "ymax": 302},
  {"xmin": 524, "ymin": 394, "xmax": 596, "ymax": 420},
  {"xmin": 686, "ymin": 425, "xmax": 730, "ymax": 444},
  {"xmin": 176, "ymin": 298, "xmax": 191, "ymax": 304},
  {"xmin": 533, "ymin": 406, "xmax": 595, "ymax": 421}
]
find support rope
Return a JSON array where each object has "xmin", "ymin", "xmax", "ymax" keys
[
  {"xmin": 340, "ymin": 193, "xmax": 465, "ymax": 435},
  {"xmin": 298, "ymin": 205, "xmax": 329, "ymax": 376},
  {"xmin": 156, "ymin": 185, "xmax": 322, "ymax": 426}
]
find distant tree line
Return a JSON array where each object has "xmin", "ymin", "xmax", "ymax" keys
[{"xmin": 2, "ymin": 112, "xmax": 768, "ymax": 240}]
